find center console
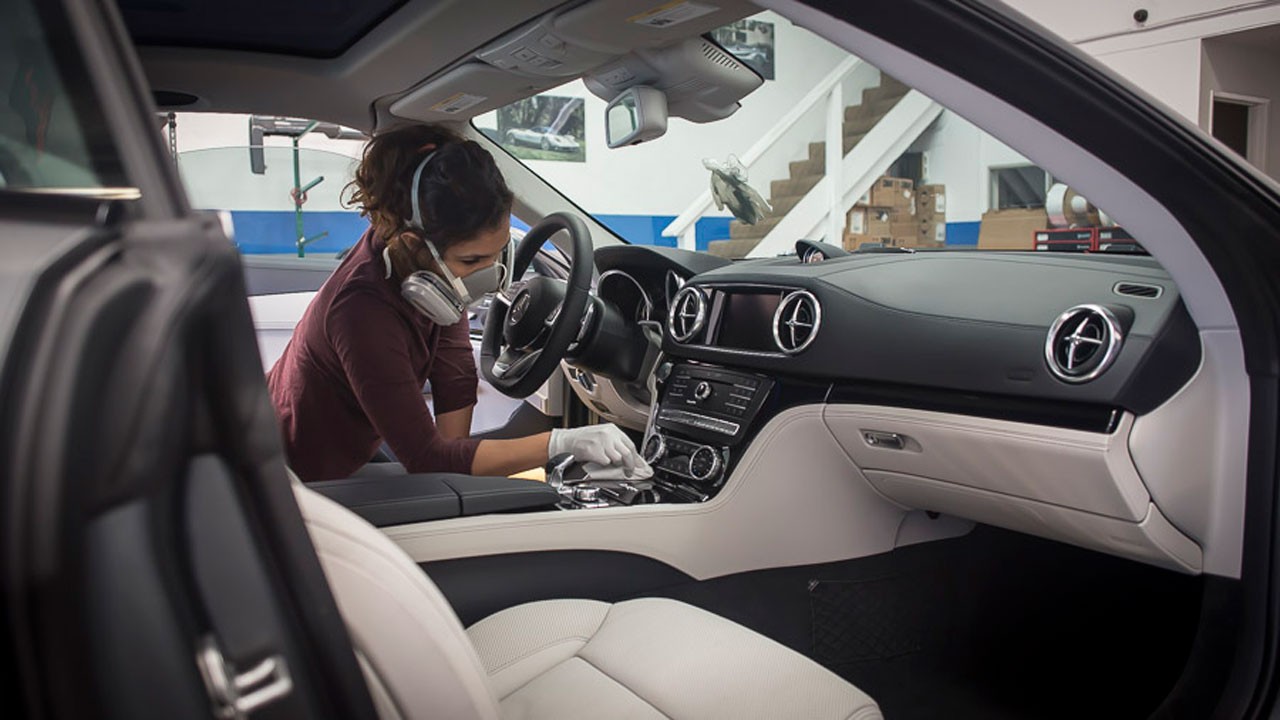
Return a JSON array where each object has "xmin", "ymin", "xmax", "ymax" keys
[{"xmin": 556, "ymin": 362, "xmax": 774, "ymax": 508}]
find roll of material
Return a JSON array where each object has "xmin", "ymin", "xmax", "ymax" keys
[{"xmin": 1046, "ymin": 183, "xmax": 1106, "ymax": 228}]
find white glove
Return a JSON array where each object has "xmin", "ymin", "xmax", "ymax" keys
[{"xmin": 549, "ymin": 424, "xmax": 651, "ymax": 478}]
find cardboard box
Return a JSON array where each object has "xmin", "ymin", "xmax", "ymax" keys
[
  {"xmin": 846, "ymin": 206, "xmax": 867, "ymax": 235},
  {"xmin": 846, "ymin": 206, "xmax": 893, "ymax": 236},
  {"xmin": 977, "ymin": 208, "xmax": 1048, "ymax": 250},
  {"xmin": 917, "ymin": 184, "xmax": 946, "ymax": 217},
  {"xmin": 888, "ymin": 204, "xmax": 916, "ymax": 222},
  {"xmin": 890, "ymin": 221, "xmax": 918, "ymax": 243},
  {"xmin": 842, "ymin": 232, "xmax": 893, "ymax": 251},
  {"xmin": 866, "ymin": 206, "xmax": 892, "ymax": 236},
  {"xmin": 918, "ymin": 219, "xmax": 946, "ymax": 246},
  {"xmin": 872, "ymin": 176, "xmax": 914, "ymax": 208}
]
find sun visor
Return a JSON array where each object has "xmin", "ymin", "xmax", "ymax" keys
[
  {"xmin": 389, "ymin": 63, "xmax": 559, "ymax": 123},
  {"xmin": 554, "ymin": 0, "xmax": 757, "ymax": 54},
  {"xmin": 584, "ymin": 37, "xmax": 762, "ymax": 123}
]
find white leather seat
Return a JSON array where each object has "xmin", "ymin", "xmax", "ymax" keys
[{"xmin": 293, "ymin": 484, "xmax": 883, "ymax": 720}]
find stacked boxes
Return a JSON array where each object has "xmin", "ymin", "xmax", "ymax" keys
[
  {"xmin": 976, "ymin": 208, "xmax": 1047, "ymax": 250},
  {"xmin": 915, "ymin": 184, "xmax": 946, "ymax": 247},
  {"xmin": 843, "ymin": 176, "xmax": 946, "ymax": 251}
]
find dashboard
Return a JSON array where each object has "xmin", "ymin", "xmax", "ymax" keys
[{"xmin": 559, "ymin": 243, "xmax": 1208, "ymax": 573}]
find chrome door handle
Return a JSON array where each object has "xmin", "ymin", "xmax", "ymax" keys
[{"xmin": 862, "ymin": 430, "xmax": 906, "ymax": 450}]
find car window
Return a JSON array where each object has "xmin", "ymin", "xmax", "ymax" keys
[
  {"xmin": 177, "ymin": 144, "xmax": 364, "ymax": 257},
  {"xmin": 0, "ymin": 0, "xmax": 130, "ymax": 195},
  {"xmin": 475, "ymin": 10, "xmax": 1147, "ymax": 260}
]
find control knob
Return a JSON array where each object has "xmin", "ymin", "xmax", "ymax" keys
[
  {"xmin": 693, "ymin": 381, "xmax": 713, "ymax": 403},
  {"xmin": 574, "ymin": 486, "xmax": 600, "ymax": 503},
  {"xmin": 642, "ymin": 434, "xmax": 667, "ymax": 464},
  {"xmin": 688, "ymin": 445, "xmax": 723, "ymax": 482}
]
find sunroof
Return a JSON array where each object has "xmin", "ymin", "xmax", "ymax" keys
[{"xmin": 119, "ymin": 0, "xmax": 409, "ymax": 59}]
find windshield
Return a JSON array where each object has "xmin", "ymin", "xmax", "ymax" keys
[{"xmin": 475, "ymin": 10, "xmax": 1143, "ymax": 260}]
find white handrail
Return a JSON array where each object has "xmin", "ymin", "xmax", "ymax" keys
[
  {"xmin": 662, "ymin": 56, "xmax": 862, "ymax": 247},
  {"xmin": 747, "ymin": 91, "xmax": 943, "ymax": 258}
]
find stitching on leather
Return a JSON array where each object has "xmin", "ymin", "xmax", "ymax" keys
[{"xmin": 485, "ymin": 636, "xmax": 591, "ymax": 674}]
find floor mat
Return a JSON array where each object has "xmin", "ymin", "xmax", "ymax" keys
[
  {"xmin": 639, "ymin": 524, "xmax": 1202, "ymax": 719},
  {"xmin": 810, "ymin": 575, "xmax": 928, "ymax": 664}
]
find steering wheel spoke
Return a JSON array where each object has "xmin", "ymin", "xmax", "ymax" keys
[
  {"xmin": 492, "ymin": 347, "xmax": 542, "ymax": 379},
  {"xmin": 481, "ymin": 212, "xmax": 594, "ymax": 398}
]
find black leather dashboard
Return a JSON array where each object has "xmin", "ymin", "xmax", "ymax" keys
[{"xmin": 609, "ymin": 248, "xmax": 1199, "ymax": 415}]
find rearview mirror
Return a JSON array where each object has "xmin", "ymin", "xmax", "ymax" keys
[{"xmin": 605, "ymin": 86, "xmax": 668, "ymax": 148}]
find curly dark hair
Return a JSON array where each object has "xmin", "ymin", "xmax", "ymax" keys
[{"xmin": 345, "ymin": 124, "xmax": 514, "ymax": 252}]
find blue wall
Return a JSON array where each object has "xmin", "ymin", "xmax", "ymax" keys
[
  {"xmin": 227, "ymin": 209, "xmax": 981, "ymax": 254},
  {"xmin": 596, "ymin": 215, "xmax": 732, "ymax": 251},
  {"xmin": 230, "ymin": 210, "xmax": 370, "ymax": 255},
  {"xmin": 945, "ymin": 221, "xmax": 980, "ymax": 247}
]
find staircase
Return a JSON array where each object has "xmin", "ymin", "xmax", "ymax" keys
[{"xmin": 708, "ymin": 76, "xmax": 910, "ymax": 259}]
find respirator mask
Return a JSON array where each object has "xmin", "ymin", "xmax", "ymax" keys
[{"xmin": 390, "ymin": 148, "xmax": 511, "ymax": 325}]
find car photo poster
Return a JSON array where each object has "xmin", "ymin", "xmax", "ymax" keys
[{"xmin": 497, "ymin": 95, "xmax": 586, "ymax": 162}]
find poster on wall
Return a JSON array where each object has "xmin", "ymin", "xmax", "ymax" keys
[
  {"xmin": 497, "ymin": 95, "xmax": 585, "ymax": 162},
  {"xmin": 711, "ymin": 19, "xmax": 775, "ymax": 80}
]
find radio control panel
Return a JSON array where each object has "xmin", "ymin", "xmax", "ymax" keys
[
  {"xmin": 642, "ymin": 363, "xmax": 773, "ymax": 496},
  {"xmin": 656, "ymin": 364, "xmax": 773, "ymax": 445}
]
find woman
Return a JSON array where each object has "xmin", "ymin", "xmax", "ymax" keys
[{"xmin": 267, "ymin": 124, "xmax": 646, "ymax": 483}]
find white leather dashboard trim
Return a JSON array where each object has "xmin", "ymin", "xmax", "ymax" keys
[
  {"xmin": 384, "ymin": 406, "xmax": 964, "ymax": 580},
  {"xmin": 1129, "ymin": 331, "xmax": 1248, "ymax": 577},
  {"xmin": 824, "ymin": 404, "xmax": 1202, "ymax": 573},
  {"xmin": 824, "ymin": 405, "xmax": 1150, "ymax": 521},
  {"xmin": 865, "ymin": 471, "xmax": 1201, "ymax": 573},
  {"xmin": 384, "ymin": 399, "xmax": 1214, "ymax": 576}
]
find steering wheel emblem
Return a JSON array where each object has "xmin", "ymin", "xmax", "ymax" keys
[{"xmin": 509, "ymin": 292, "xmax": 532, "ymax": 324}]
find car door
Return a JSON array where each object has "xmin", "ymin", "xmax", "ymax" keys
[{"xmin": 0, "ymin": 1, "xmax": 376, "ymax": 718}]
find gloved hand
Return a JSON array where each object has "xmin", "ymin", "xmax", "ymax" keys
[{"xmin": 548, "ymin": 424, "xmax": 652, "ymax": 478}]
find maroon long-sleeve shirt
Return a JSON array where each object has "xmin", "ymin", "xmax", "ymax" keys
[{"xmin": 266, "ymin": 228, "xmax": 481, "ymax": 482}]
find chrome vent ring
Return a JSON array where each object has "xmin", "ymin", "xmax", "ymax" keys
[
  {"xmin": 668, "ymin": 285, "xmax": 708, "ymax": 343},
  {"xmin": 772, "ymin": 290, "xmax": 821, "ymax": 354},
  {"xmin": 1045, "ymin": 304, "xmax": 1125, "ymax": 383}
]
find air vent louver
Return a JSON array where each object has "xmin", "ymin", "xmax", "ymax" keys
[
  {"xmin": 1044, "ymin": 305, "xmax": 1125, "ymax": 383},
  {"xmin": 772, "ymin": 290, "xmax": 821, "ymax": 354},
  {"xmin": 668, "ymin": 286, "xmax": 708, "ymax": 343},
  {"xmin": 701, "ymin": 40, "xmax": 740, "ymax": 69},
  {"xmin": 1113, "ymin": 282, "xmax": 1163, "ymax": 299}
]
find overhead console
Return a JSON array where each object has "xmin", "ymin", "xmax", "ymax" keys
[{"xmin": 388, "ymin": 0, "xmax": 759, "ymax": 123}]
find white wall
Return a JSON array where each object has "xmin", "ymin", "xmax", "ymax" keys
[
  {"xmin": 1094, "ymin": 39, "xmax": 1205, "ymax": 121},
  {"xmin": 1201, "ymin": 34, "xmax": 1280, "ymax": 176},
  {"xmin": 473, "ymin": 11, "xmax": 850, "ymax": 217},
  {"xmin": 909, "ymin": 113, "xmax": 1042, "ymax": 224},
  {"xmin": 1005, "ymin": 0, "xmax": 1267, "ymax": 44}
]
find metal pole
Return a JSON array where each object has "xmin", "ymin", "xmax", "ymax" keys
[
  {"xmin": 293, "ymin": 134, "xmax": 305, "ymax": 257},
  {"xmin": 825, "ymin": 83, "xmax": 843, "ymax": 246}
]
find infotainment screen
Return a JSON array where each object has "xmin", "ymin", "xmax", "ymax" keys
[{"xmin": 714, "ymin": 290, "xmax": 784, "ymax": 352}]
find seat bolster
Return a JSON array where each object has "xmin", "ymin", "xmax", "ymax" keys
[
  {"xmin": 466, "ymin": 599, "xmax": 611, "ymax": 699},
  {"xmin": 581, "ymin": 598, "xmax": 882, "ymax": 720},
  {"xmin": 469, "ymin": 597, "xmax": 882, "ymax": 720},
  {"xmin": 294, "ymin": 485, "xmax": 501, "ymax": 720}
]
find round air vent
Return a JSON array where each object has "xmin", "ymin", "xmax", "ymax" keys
[
  {"xmin": 668, "ymin": 285, "xmax": 708, "ymax": 342},
  {"xmin": 772, "ymin": 290, "xmax": 821, "ymax": 354},
  {"xmin": 1044, "ymin": 304, "xmax": 1125, "ymax": 383}
]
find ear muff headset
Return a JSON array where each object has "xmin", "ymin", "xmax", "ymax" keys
[{"xmin": 389, "ymin": 148, "xmax": 510, "ymax": 325}]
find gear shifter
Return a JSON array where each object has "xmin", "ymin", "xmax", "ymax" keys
[{"xmin": 545, "ymin": 453, "xmax": 577, "ymax": 500}]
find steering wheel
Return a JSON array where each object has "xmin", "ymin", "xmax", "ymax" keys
[{"xmin": 481, "ymin": 212, "xmax": 594, "ymax": 398}]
